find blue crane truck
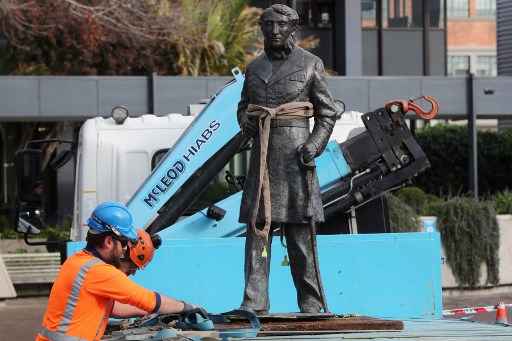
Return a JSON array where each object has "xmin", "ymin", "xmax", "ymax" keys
[{"xmin": 15, "ymin": 69, "xmax": 512, "ymax": 340}]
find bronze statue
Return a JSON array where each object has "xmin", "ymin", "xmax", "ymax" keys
[{"xmin": 237, "ymin": 4, "xmax": 339, "ymax": 314}]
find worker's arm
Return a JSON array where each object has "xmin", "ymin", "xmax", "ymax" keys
[
  {"xmin": 87, "ymin": 264, "xmax": 203, "ymax": 316},
  {"xmin": 112, "ymin": 302, "xmax": 149, "ymax": 318},
  {"xmin": 112, "ymin": 295, "xmax": 202, "ymax": 317},
  {"xmin": 157, "ymin": 294, "xmax": 185, "ymax": 314}
]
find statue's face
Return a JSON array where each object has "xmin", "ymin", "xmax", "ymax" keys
[{"xmin": 261, "ymin": 11, "xmax": 296, "ymax": 49}]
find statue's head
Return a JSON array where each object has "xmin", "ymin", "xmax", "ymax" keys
[{"xmin": 260, "ymin": 4, "xmax": 299, "ymax": 53}]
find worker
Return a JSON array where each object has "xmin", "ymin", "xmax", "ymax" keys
[
  {"xmin": 36, "ymin": 201, "xmax": 206, "ymax": 341},
  {"xmin": 119, "ymin": 228, "xmax": 162, "ymax": 276}
]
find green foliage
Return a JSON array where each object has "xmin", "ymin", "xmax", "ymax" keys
[
  {"xmin": 0, "ymin": 214, "xmax": 16, "ymax": 239},
  {"xmin": 0, "ymin": 0, "xmax": 261, "ymax": 76},
  {"xmin": 415, "ymin": 125, "xmax": 470, "ymax": 196},
  {"xmin": 386, "ymin": 193, "xmax": 420, "ymax": 232},
  {"xmin": 40, "ymin": 226, "xmax": 70, "ymax": 253},
  {"xmin": 389, "ymin": 186, "xmax": 501, "ymax": 288},
  {"xmin": 415, "ymin": 125, "xmax": 512, "ymax": 196},
  {"xmin": 494, "ymin": 190, "xmax": 512, "ymax": 214},
  {"xmin": 429, "ymin": 197, "xmax": 499, "ymax": 287},
  {"xmin": 39, "ymin": 226, "xmax": 70, "ymax": 240},
  {"xmin": 174, "ymin": 0, "xmax": 261, "ymax": 75},
  {"xmin": 394, "ymin": 186, "xmax": 442, "ymax": 215},
  {"xmin": 0, "ymin": 227, "xmax": 17, "ymax": 239}
]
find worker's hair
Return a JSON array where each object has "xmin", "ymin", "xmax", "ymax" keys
[
  {"xmin": 260, "ymin": 4, "xmax": 299, "ymax": 26},
  {"xmin": 86, "ymin": 231, "xmax": 112, "ymax": 249}
]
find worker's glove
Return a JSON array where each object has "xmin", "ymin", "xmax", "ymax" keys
[
  {"xmin": 242, "ymin": 118, "xmax": 258, "ymax": 138},
  {"xmin": 297, "ymin": 144, "xmax": 316, "ymax": 170},
  {"xmin": 181, "ymin": 301, "xmax": 209, "ymax": 319}
]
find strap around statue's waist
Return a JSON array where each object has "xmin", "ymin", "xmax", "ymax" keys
[
  {"xmin": 269, "ymin": 118, "xmax": 309, "ymax": 128},
  {"xmin": 246, "ymin": 102, "xmax": 314, "ymax": 120}
]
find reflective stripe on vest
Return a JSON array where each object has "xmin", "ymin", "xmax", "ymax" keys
[
  {"xmin": 39, "ymin": 327, "xmax": 88, "ymax": 341},
  {"xmin": 57, "ymin": 258, "xmax": 101, "ymax": 333},
  {"xmin": 39, "ymin": 256, "xmax": 102, "ymax": 341}
]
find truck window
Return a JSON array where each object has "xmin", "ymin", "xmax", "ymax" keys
[
  {"xmin": 152, "ymin": 149, "xmax": 169, "ymax": 170},
  {"xmin": 186, "ymin": 149, "xmax": 250, "ymax": 215}
]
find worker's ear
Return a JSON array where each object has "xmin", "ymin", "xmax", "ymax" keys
[{"xmin": 103, "ymin": 234, "xmax": 115, "ymax": 249}]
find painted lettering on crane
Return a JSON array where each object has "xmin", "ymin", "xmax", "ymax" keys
[{"xmin": 143, "ymin": 120, "xmax": 221, "ymax": 208}]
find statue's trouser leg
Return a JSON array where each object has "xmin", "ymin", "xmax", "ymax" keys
[
  {"xmin": 284, "ymin": 223, "xmax": 324, "ymax": 313},
  {"xmin": 241, "ymin": 225, "xmax": 273, "ymax": 313}
]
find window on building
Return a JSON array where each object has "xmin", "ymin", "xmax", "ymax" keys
[
  {"xmin": 382, "ymin": 0, "xmax": 424, "ymax": 28},
  {"xmin": 476, "ymin": 55, "xmax": 497, "ymax": 76},
  {"xmin": 447, "ymin": 55, "xmax": 470, "ymax": 75},
  {"xmin": 361, "ymin": 0, "xmax": 444, "ymax": 29},
  {"xmin": 296, "ymin": 0, "xmax": 334, "ymax": 29},
  {"xmin": 476, "ymin": 0, "xmax": 496, "ymax": 18},
  {"xmin": 447, "ymin": 0, "xmax": 469, "ymax": 18},
  {"xmin": 362, "ymin": 0, "xmax": 377, "ymax": 28},
  {"xmin": 429, "ymin": 0, "xmax": 444, "ymax": 28}
]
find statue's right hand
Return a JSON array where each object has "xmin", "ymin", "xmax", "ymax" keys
[{"xmin": 243, "ymin": 119, "xmax": 258, "ymax": 137}]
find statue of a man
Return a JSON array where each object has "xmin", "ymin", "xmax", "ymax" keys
[{"xmin": 237, "ymin": 4, "xmax": 339, "ymax": 314}]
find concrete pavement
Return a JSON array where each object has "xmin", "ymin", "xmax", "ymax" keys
[{"xmin": 0, "ymin": 297, "xmax": 47, "ymax": 340}]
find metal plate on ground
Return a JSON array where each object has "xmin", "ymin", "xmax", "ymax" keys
[{"xmin": 215, "ymin": 316, "xmax": 404, "ymax": 335}]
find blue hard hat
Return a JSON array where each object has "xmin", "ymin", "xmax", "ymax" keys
[{"xmin": 86, "ymin": 201, "xmax": 137, "ymax": 242}]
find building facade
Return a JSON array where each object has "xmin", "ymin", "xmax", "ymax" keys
[
  {"xmin": 251, "ymin": 0, "xmax": 447, "ymax": 76},
  {"xmin": 497, "ymin": 0, "xmax": 512, "ymax": 75},
  {"xmin": 361, "ymin": 0, "xmax": 446, "ymax": 76},
  {"xmin": 447, "ymin": 0, "xmax": 497, "ymax": 76}
]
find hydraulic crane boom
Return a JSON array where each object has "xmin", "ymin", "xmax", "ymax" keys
[
  {"xmin": 126, "ymin": 69, "xmax": 247, "ymax": 231},
  {"xmin": 126, "ymin": 67, "xmax": 438, "ymax": 236}
]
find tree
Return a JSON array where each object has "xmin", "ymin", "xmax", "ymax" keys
[{"xmin": 0, "ymin": 0, "xmax": 262, "ymax": 76}]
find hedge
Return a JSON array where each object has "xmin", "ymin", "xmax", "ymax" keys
[
  {"xmin": 390, "ymin": 186, "xmax": 500, "ymax": 288},
  {"xmin": 414, "ymin": 125, "xmax": 512, "ymax": 196},
  {"xmin": 386, "ymin": 193, "xmax": 420, "ymax": 233},
  {"xmin": 429, "ymin": 197, "xmax": 500, "ymax": 287}
]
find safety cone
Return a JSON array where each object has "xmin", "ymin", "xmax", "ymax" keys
[{"xmin": 495, "ymin": 302, "xmax": 508, "ymax": 325}]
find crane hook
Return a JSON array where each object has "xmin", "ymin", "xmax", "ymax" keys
[{"xmin": 385, "ymin": 96, "xmax": 439, "ymax": 120}]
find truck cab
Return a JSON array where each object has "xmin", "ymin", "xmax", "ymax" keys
[{"xmin": 70, "ymin": 113, "xmax": 194, "ymax": 241}]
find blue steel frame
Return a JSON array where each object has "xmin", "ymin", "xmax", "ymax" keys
[{"xmin": 68, "ymin": 232, "xmax": 442, "ymax": 319}]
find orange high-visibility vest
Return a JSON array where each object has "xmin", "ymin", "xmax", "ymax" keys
[{"xmin": 36, "ymin": 250, "xmax": 159, "ymax": 341}]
